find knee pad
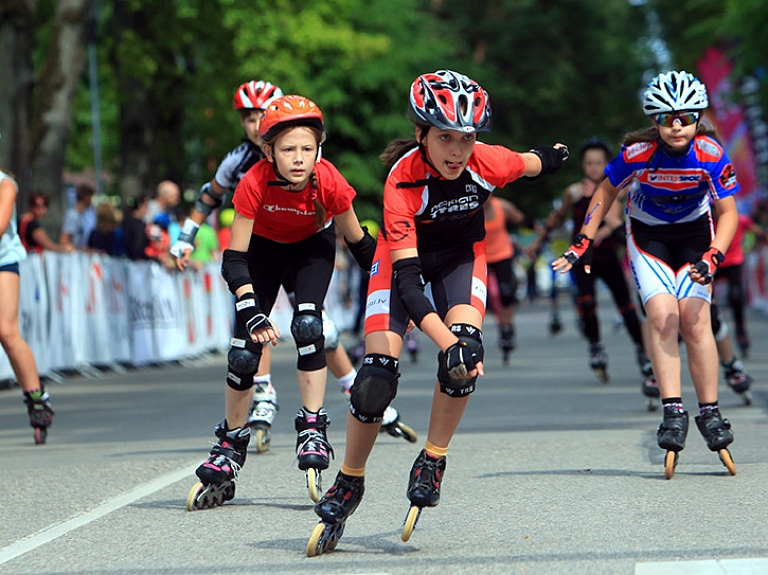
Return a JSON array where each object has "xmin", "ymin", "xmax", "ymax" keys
[
  {"xmin": 728, "ymin": 283, "xmax": 744, "ymax": 307},
  {"xmin": 710, "ymin": 304, "xmax": 728, "ymax": 342},
  {"xmin": 437, "ymin": 324, "xmax": 484, "ymax": 397},
  {"xmin": 498, "ymin": 278, "xmax": 518, "ymax": 307},
  {"xmin": 322, "ymin": 311, "xmax": 340, "ymax": 351},
  {"xmin": 226, "ymin": 338, "xmax": 263, "ymax": 390},
  {"xmin": 291, "ymin": 304, "xmax": 326, "ymax": 371},
  {"xmin": 350, "ymin": 354, "xmax": 400, "ymax": 423},
  {"xmin": 576, "ymin": 294, "xmax": 596, "ymax": 320}
]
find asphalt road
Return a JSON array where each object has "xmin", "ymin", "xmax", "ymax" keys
[{"xmin": 1, "ymin": 297, "xmax": 767, "ymax": 575}]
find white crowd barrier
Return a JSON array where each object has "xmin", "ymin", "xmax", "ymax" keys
[{"xmin": 0, "ymin": 251, "xmax": 360, "ymax": 382}]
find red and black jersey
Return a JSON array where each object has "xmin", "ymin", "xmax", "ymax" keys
[
  {"xmin": 233, "ymin": 158, "xmax": 357, "ymax": 244},
  {"xmin": 382, "ymin": 143, "xmax": 526, "ymax": 253}
]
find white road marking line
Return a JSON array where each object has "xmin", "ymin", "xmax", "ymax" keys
[
  {"xmin": 636, "ymin": 558, "xmax": 768, "ymax": 575},
  {"xmin": 0, "ymin": 463, "xmax": 197, "ymax": 565}
]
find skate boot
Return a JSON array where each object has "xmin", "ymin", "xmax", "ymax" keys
[
  {"xmin": 402, "ymin": 449, "xmax": 447, "ymax": 542},
  {"xmin": 380, "ymin": 405, "xmax": 418, "ymax": 443},
  {"xmin": 549, "ymin": 311, "xmax": 562, "ymax": 335},
  {"xmin": 187, "ymin": 421, "xmax": 250, "ymax": 511},
  {"xmin": 589, "ymin": 342, "xmax": 609, "ymax": 384},
  {"xmin": 24, "ymin": 388, "xmax": 55, "ymax": 445},
  {"xmin": 247, "ymin": 380, "xmax": 279, "ymax": 452},
  {"xmin": 723, "ymin": 359, "xmax": 753, "ymax": 405},
  {"xmin": 695, "ymin": 408, "xmax": 736, "ymax": 476},
  {"xmin": 499, "ymin": 323, "xmax": 516, "ymax": 364},
  {"xmin": 306, "ymin": 471, "xmax": 365, "ymax": 557},
  {"xmin": 641, "ymin": 375, "xmax": 660, "ymax": 412},
  {"xmin": 295, "ymin": 408, "xmax": 334, "ymax": 502},
  {"xmin": 657, "ymin": 410, "xmax": 688, "ymax": 480}
]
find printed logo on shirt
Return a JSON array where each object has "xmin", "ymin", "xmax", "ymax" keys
[
  {"xmin": 365, "ymin": 289, "xmax": 390, "ymax": 316},
  {"xmin": 428, "ymin": 192, "xmax": 480, "ymax": 219},
  {"xmin": 387, "ymin": 220, "xmax": 413, "ymax": 242},
  {"xmin": 262, "ymin": 204, "xmax": 314, "ymax": 217},
  {"xmin": 718, "ymin": 163, "xmax": 738, "ymax": 190},
  {"xmin": 624, "ymin": 142, "xmax": 653, "ymax": 160},
  {"xmin": 370, "ymin": 260, "xmax": 380, "ymax": 276}
]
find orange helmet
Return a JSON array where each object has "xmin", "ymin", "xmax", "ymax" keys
[
  {"xmin": 258, "ymin": 95, "xmax": 325, "ymax": 142},
  {"xmin": 232, "ymin": 81, "xmax": 283, "ymax": 111}
]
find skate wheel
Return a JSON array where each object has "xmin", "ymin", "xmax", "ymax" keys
[
  {"xmin": 307, "ymin": 521, "xmax": 344, "ymax": 557},
  {"xmin": 718, "ymin": 449, "xmax": 736, "ymax": 476},
  {"xmin": 397, "ymin": 422, "xmax": 418, "ymax": 443},
  {"xmin": 646, "ymin": 397, "xmax": 659, "ymax": 412},
  {"xmin": 186, "ymin": 482, "xmax": 205, "ymax": 511},
  {"xmin": 741, "ymin": 391, "xmax": 753, "ymax": 406},
  {"xmin": 33, "ymin": 427, "xmax": 47, "ymax": 445},
  {"xmin": 664, "ymin": 451, "xmax": 678, "ymax": 480},
  {"xmin": 594, "ymin": 368, "xmax": 609, "ymax": 384},
  {"xmin": 306, "ymin": 468, "xmax": 322, "ymax": 503},
  {"xmin": 254, "ymin": 427, "xmax": 271, "ymax": 453},
  {"xmin": 401, "ymin": 505, "xmax": 421, "ymax": 542}
]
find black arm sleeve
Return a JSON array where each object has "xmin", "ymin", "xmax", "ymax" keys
[
  {"xmin": 221, "ymin": 249, "xmax": 252, "ymax": 295},
  {"xmin": 392, "ymin": 257, "xmax": 435, "ymax": 327},
  {"xmin": 345, "ymin": 227, "xmax": 376, "ymax": 272}
]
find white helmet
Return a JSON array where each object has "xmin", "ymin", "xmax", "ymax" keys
[{"xmin": 642, "ymin": 71, "xmax": 709, "ymax": 116}]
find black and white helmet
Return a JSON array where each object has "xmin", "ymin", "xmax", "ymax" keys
[{"xmin": 642, "ymin": 71, "xmax": 709, "ymax": 116}]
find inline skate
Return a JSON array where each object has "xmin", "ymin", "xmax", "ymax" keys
[
  {"xmin": 499, "ymin": 323, "xmax": 516, "ymax": 364},
  {"xmin": 24, "ymin": 388, "xmax": 55, "ymax": 445},
  {"xmin": 589, "ymin": 342, "xmax": 609, "ymax": 384},
  {"xmin": 187, "ymin": 421, "xmax": 250, "ymax": 511},
  {"xmin": 401, "ymin": 449, "xmax": 446, "ymax": 542},
  {"xmin": 695, "ymin": 408, "xmax": 736, "ymax": 476},
  {"xmin": 657, "ymin": 409, "xmax": 688, "ymax": 480},
  {"xmin": 549, "ymin": 311, "xmax": 562, "ymax": 335},
  {"xmin": 723, "ymin": 359, "xmax": 753, "ymax": 406},
  {"xmin": 247, "ymin": 380, "xmax": 278, "ymax": 452},
  {"xmin": 306, "ymin": 471, "xmax": 365, "ymax": 557},
  {"xmin": 380, "ymin": 405, "xmax": 418, "ymax": 443},
  {"xmin": 641, "ymin": 375, "xmax": 660, "ymax": 412},
  {"xmin": 295, "ymin": 408, "xmax": 333, "ymax": 502},
  {"xmin": 639, "ymin": 351, "xmax": 659, "ymax": 411}
]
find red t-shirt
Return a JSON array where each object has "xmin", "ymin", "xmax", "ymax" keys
[
  {"xmin": 383, "ymin": 142, "xmax": 526, "ymax": 253},
  {"xmin": 721, "ymin": 213, "xmax": 754, "ymax": 267},
  {"xmin": 233, "ymin": 158, "xmax": 356, "ymax": 243}
]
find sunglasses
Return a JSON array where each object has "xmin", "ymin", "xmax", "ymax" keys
[{"xmin": 655, "ymin": 112, "xmax": 700, "ymax": 128}]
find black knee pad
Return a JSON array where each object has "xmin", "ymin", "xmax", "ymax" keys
[
  {"xmin": 437, "ymin": 324, "xmax": 484, "ymax": 397},
  {"xmin": 291, "ymin": 305, "xmax": 326, "ymax": 371},
  {"xmin": 350, "ymin": 354, "xmax": 400, "ymax": 423},
  {"xmin": 728, "ymin": 283, "xmax": 744, "ymax": 308},
  {"xmin": 226, "ymin": 337, "xmax": 263, "ymax": 390},
  {"xmin": 498, "ymin": 277, "xmax": 519, "ymax": 307},
  {"xmin": 576, "ymin": 294, "xmax": 596, "ymax": 320}
]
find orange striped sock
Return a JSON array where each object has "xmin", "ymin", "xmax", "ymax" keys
[
  {"xmin": 423, "ymin": 440, "xmax": 448, "ymax": 459},
  {"xmin": 341, "ymin": 464, "xmax": 366, "ymax": 477}
]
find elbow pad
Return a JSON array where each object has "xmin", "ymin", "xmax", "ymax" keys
[
  {"xmin": 221, "ymin": 249, "xmax": 251, "ymax": 294},
  {"xmin": 392, "ymin": 257, "xmax": 435, "ymax": 327},
  {"xmin": 195, "ymin": 182, "xmax": 225, "ymax": 217}
]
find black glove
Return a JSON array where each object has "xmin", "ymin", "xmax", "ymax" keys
[
  {"xmin": 691, "ymin": 247, "xmax": 724, "ymax": 284},
  {"xmin": 443, "ymin": 340, "xmax": 479, "ymax": 378},
  {"xmin": 562, "ymin": 234, "xmax": 594, "ymax": 269},
  {"xmin": 235, "ymin": 292, "xmax": 273, "ymax": 337},
  {"xmin": 526, "ymin": 145, "xmax": 570, "ymax": 180},
  {"xmin": 346, "ymin": 227, "xmax": 376, "ymax": 272}
]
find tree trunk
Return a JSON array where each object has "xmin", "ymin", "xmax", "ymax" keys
[
  {"xmin": 29, "ymin": 0, "xmax": 91, "ymax": 225},
  {"xmin": 0, "ymin": 0, "xmax": 36, "ymax": 195}
]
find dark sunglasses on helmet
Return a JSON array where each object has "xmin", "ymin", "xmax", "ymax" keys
[{"xmin": 655, "ymin": 112, "xmax": 700, "ymax": 128}]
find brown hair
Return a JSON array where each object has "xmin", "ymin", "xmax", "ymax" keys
[
  {"xmin": 263, "ymin": 125, "xmax": 326, "ymax": 228},
  {"xmin": 623, "ymin": 120, "xmax": 720, "ymax": 146},
  {"xmin": 380, "ymin": 138, "xmax": 420, "ymax": 169},
  {"xmin": 29, "ymin": 190, "xmax": 50, "ymax": 209}
]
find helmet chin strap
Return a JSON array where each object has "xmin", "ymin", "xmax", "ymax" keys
[{"xmin": 416, "ymin": 128, "xmax": 443, "ymax": 178}]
